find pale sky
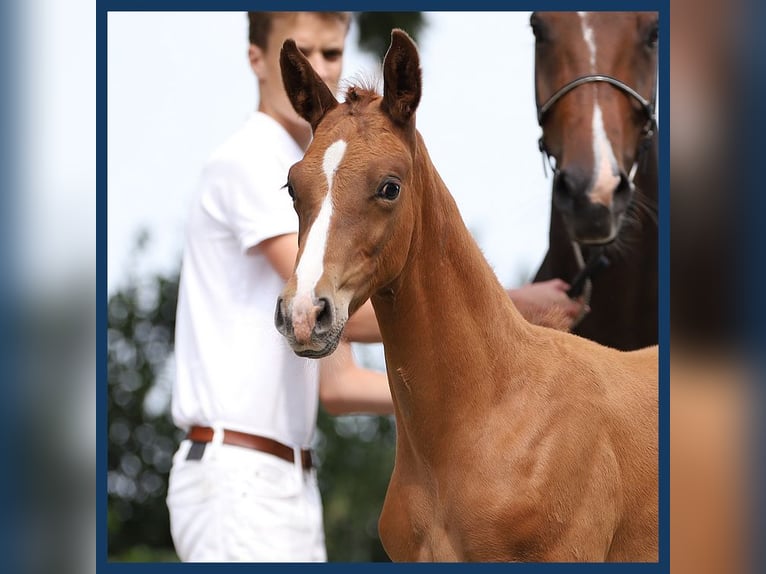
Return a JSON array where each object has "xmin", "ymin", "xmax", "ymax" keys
[{"xmin": 107, "ymin": 12, "xmax": 552, "ymax": 295}]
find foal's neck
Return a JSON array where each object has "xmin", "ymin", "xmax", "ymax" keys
[{"xmin": 371, "ymin": 136, "xmax": 532, "ymax": 442}]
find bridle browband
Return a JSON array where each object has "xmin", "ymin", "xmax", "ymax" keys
[
  {"xmin": 536, "ymin": 74, "xmax": 657, "ymax": 180},
  {"xmin": 537, "ymin": 74, "xmax": 654, "ymax": 125}
]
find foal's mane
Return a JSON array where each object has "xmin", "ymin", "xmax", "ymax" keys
[
  {"xmin": 338, "ymin": 83, "xmax": 382, "ymax": 118},
  {"xmin": 339, "ymin": 74, "xmax": 382, "ymax": 103}
]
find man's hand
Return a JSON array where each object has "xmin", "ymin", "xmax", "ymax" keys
[{"xmin": 507, "ymin": 279, "xmax": 589, "ymax": 331}]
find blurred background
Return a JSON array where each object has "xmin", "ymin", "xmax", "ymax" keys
[
  {"xmin": 107, "ymin": 11, "xmax": 552, "ymax": 299},
  {"xmin": 2, "ymin": 1, "xmax": 764, "ymax": 572},
  {"xmin": 668, "ymin": 0, "xmax": 765, "ymax": 573}
]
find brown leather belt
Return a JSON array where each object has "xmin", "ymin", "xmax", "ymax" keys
[{"xmin": 187, "ymin": 426, "xmax": 313, "ymax": 469}]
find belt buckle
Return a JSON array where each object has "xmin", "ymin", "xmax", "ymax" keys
[{"xmin": 293, "ymin": 446, "xmax": 314, "ymax": 472}]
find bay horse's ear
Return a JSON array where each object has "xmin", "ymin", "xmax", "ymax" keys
[
  {"xmin": 382, "ymin": 29, "xmax": 422, "ymax": 126},
  {"xmin": 280, "ymin": 39, "xmax": 338, "ymax": 131}
]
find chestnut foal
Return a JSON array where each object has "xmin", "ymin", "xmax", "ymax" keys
[{"xmin": 275, "ymin": 31, "xmax": 658, "ymax": 562}]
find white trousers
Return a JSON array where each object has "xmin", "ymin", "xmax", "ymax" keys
[{"xmin": 166, "ymin": 439, "xmax": 326, "ymax": 562}]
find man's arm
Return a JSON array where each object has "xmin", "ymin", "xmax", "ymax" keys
[
  {"xmin": 317, "ymin": 340, "xmax": 393, "ymax": 416},
  {"xmin": 250, "ymin": 233, "xmax": 299, "ymax": 281},
  {"xmin": 255, "ymin": 232, "xmax": 392, "ymax": 414},
  {"xmin": 342, "ymin": 302, "xmax": 381, "ymax": 343}
]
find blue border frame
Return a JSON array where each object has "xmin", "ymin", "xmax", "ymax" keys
[
  {"xmin": 743, "ymin": 1, "xmax": 766, "ymax": 571},
  {"xmin": 98, "ymin": 2, "xmax": 670, "ymax": 572},
  {"xmin": 0, "ymin": 1, "xmax": 21, "ymax": 572},
  {"xmin": 656, "ymin": 4, "xmax": 670, "ymax": 571}
]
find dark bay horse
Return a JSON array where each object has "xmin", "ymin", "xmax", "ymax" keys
[
  {"xmin": 531, "ymin": 12, "xmax": 659, "ymax": 351},
  {"xmin": 274, "ymin": 30, "xmax": 657, "ymax": 562}
]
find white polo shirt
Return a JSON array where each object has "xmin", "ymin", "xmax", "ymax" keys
[{"xmin": 173, "ymin": 112, "xmax": 319, "ymax": 449}]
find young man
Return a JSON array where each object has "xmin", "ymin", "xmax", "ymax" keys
[{"xmin": 166, "ymin": 12, "xmax": 391, "ymax": 563}]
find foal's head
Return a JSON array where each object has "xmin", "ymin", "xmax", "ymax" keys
[
  {"xmin": 275, "ymin": 30, "xmax": 422, "ymax": 357},
  {"xmin": 532, "ymin": 11, "xmax": 658, "ymax": 244}
]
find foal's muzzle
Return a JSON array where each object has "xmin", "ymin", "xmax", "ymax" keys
[{"xmin": 274, "ymin": 296, "xmax": 342, "ymax": 358}]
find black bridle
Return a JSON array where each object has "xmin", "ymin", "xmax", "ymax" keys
[{"xmin": 536, "ymin": 74, "xmax": 658, "ymax": 179}]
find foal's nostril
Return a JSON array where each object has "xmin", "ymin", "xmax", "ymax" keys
[
  {"xmin": 314, "ymin": 297, "xmax": 334, "ymax": 335},
  {"xmin": 274, "ymin": 297, "xmax": 286, "ymax": 332}
]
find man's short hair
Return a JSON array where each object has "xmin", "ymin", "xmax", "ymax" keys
[{"xmin": 247, "ymin": 12, "xmax": 352, "ymax": 50}]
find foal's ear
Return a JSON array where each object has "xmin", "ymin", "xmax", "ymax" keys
[
  {"xmin": 280, "ymin": 39, "xmax": 338, "ymax": 131},
  {"xmin": 382, "ymin": 29, "xmax": 422, "ymax": 126}
]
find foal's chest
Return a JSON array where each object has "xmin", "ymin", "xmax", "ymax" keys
[{"xmin": 379, "ymin": 466, "xmax": 510, "ymax": 562}]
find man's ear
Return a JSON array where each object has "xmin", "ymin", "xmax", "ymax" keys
[
  {"xmin": 280, "ymin": 39, "xmax": 338, "ymax": 131},
  {"xmin": 248, "ymin": 44, "xmax": 266, "ymax": 80}
]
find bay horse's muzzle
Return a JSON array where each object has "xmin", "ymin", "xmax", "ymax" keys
[{"xmin": 553, "ymin": 166, "xmax": 633, "ymax": 244}]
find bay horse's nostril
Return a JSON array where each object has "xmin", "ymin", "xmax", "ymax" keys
[
  {"xmin": 553, "ymin": 168, "xmax": 587, "ymax": 213},
  {"xmin": 554, "ymin": 168, "xmax": 590, "ymax": 200},
  {"xmin": 612, "ymin": 171, "xmax": 634, "ymax": 213},
  {"xmin": 314, "ymin": 297, "xmax": 334, "ymax": 335}
]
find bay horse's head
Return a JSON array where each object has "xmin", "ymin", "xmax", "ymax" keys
[
  {"xmin": 274, "ymin": 30, "xmax": 422, "ymax": 357},
  {"xmin": 532, "ymin": 11, "xmax": 658, "ymax": 244}
]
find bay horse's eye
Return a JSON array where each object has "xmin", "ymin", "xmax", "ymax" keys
[
  {"xmin": 530, "ymin": 13, "xmax": 548, "ymax": 43},
  {"xmin": 378, "ymin": 181, "xmax": 401, "ymax": 201},
  {"xmin": 645, "ymin": 22, "xmax": 659, "ymax": 49},
  {"xmin": 282, "ymin": 182, "xmax": 295, "ymax": 200}
]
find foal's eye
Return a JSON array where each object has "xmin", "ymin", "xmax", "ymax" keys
[
  {"xmin": 282, "ymin": 182, "xmax": 295, "ymax": 200},
  {"xmin": 377, "ymin": 181, "xmax": 401, "ymax": 201}
]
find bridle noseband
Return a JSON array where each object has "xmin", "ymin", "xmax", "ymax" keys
[{"xmin": 536, "ymin": 74, "xmax": 657, "ymax": 180}]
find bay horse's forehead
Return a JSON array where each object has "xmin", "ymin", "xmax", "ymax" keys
[
  {"xmin": 585, "ymin": 12, "xmax": 653, "ymax": 47},
  {"xmin": 536, "ymin": 12, "xmax": 657, "ymax": 83},
  {"xmin": 538, "ymin": 11, "xmax": 652, "ymax": 45}
]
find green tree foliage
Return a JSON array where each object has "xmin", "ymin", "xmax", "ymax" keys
[
  {"xmin": 316, "ymin": 411, "xmax": 395, "ymax": 561},
  {"xmin": 107, "ymin": 237, "xmax": 396, "ymax": 561},
  {"xmin": 107, "ymin": 265, "xmax": 181, "ymax": 560},
  {"xmin": 355, "ymin": 12, "xmax": 427, "ymax": 60}
]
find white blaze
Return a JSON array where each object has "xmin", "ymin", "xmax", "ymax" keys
[
  {"xmin": 578, "ymin": 12, "xmax": 597, "ymax": 71},
  {"xmin": 590, "ymin": 104, "xmax": 620, "ymax": 207},
  {"xmin": 294, "ymin": 139, "xmax": 347, "ymax": 304},
  {"xmin": 580, "ymin": 12, "xmax": 620, "ymax": 208}
]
